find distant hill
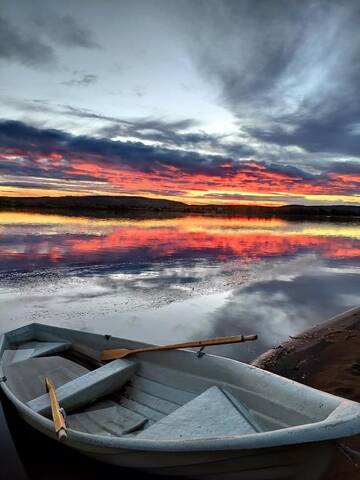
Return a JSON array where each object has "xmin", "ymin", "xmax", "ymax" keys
[
  {"xmin": 0, "ymin": 195, "xmax": 359, "ymax": 219},
  {"xmin": 278, "ymin": 204, "xmax": 360, "ymax": 217},
  {"xmin": 0, "ymin": 195, "xmax": 187, "ymax": 212}
]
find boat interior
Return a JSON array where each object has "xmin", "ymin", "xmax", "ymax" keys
[{"xmin": 0, "ymin": 324, "xmax": 340, "ymax": 441}]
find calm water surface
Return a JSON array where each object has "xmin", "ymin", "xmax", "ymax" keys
[
  {"xmin": 0, "ymin": 211, "xmax": 359, "ymax": 360},
  {"xmin": 0, "ymin": 211, "xmax": 359, "ymax": 478}
]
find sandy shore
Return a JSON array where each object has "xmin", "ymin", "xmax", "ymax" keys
[{"xmin": 252, "ymin": 306, "xmax": 360, "ymax": 479}]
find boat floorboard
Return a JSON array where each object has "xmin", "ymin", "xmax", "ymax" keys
[
  {"xmin": 129, "ymin": 375, "xmax": 195, "ymax": 405},
  {"xmin": 123, "ymin": 386, "xmax": 179, "ymax": 416},
  {"xmin": 137, "ymin": 363, "xmax": 210, "ymax": 394},
  {"xmin": 110, "ymin": 371, "xmax": 203, "ymax": 427},
  {"xmin": 117, "ymin": 397, "xmax": 164, "ymax": 422}
]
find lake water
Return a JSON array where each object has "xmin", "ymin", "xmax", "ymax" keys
[
  {"xmin": 0, "ymin": 211, "xmax": 359, "ymax": 361},
  {"xmin": 0, "ymin": 211, "xmax": 359, "ymax": 478}
]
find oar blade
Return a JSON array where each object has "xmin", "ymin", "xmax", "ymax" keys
[
  {"xmin": 100, "ymin": 348, "xmax": 130, "ymax": 361},
  {"xmin": 45, "ymin": 376, "xmax": 67, "ymax": 441}
]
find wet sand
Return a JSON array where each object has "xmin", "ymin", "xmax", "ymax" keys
[{"xmin": 252, "ymin": 306, "xmax": 360, "ymax": 479}]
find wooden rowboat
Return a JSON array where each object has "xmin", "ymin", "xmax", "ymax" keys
[{"xmin": 1, "ymin": 323, "xmax": 360, "ymax": 479}]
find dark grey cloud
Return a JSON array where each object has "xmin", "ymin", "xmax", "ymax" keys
[
  {"xmin": 0, "ymin": 8, "xmax": 99, "ymax": 69},
  {"xmin": 0, "ymin": 15, "xmax": 55, "ymax": 67},
  {"xmin": 188, "ymin": 0, "xmax": 306, "ymax": 103},
  {"xmin": 0, "ymin": 119, "xmax": 251, "ymax": 178},
  {"xmin": 97, "ymin": 117, "xmax": 249, "ymax": 154},
  {"xmin": 185, "ymin": 0, "xmax": 360, "ymax": 158},
  {"xmin": 326, "ymin": 161, "xmax": 360, "ymax": 175},
  {"xmin": 98, "ymin": 116, "xmax": 200, "ymax": 140},
  {"xmin": 2, "ymin": 97, "xmax": 255, "ymax": 156},
  {"xmin": 33, "ymin": 13, "xmax": 100, "ymax": 49},
  {"xmin": 4, "ymin": 99, "xmax": 199, "ymax": 134},
  {"xmin": 247, "ymin": 115, "xmax": 360, "ymax": 157},
  {"xmin": 62, "ymin": 73, "xmax": 98, "ymax": 87}
]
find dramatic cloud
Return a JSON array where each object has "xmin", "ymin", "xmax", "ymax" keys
[
  {"xmin": 0, "ymin": 119, "xmax": 255, "ymax": 177},
  {"xmin": 0, "ymin": 9, "xmax": 98, "ymax": 69},
  {"xmin": 247, "ymin": 116, "xmax": 360, "ymax": 157},
  {"xmin": 0, "ymin": 120, "xmax": 359, "ymax": 203},
  {"xmin": 33, "ymin": 13, "xmax": 100, "ymax": 49},
  {"xmin": 185, "ymin": 0, "xmax": 360, "ymax": 158},
  {"xmin": 0, "ymin": 15, "xmax": 55, "ymax": 67},
  {"xmin": 0, "ymin": 1, "xmax": 359, "ymax": 204},
  {"xmin": 0, "ymin": 100, "xmax": 251, "ymax": 152}
]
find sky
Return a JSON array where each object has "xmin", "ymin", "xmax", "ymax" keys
[{"xmin": 0, "ymin": 0, "xmax": 359, "ymax": 206}]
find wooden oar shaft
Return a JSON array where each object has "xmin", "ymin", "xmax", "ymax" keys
[
  {"xmin": 132, "ymin": 335, "xmax": 258, "ymax": 352},
  {"xmin": 45, "ymin": 377, "xmax": 67, "ymax": 441},
  {"xmin": 101, "ymin": 334, "xmax": 257, "ymax": 360}
]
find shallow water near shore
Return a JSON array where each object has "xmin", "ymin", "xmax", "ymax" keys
[{"xmin": 0, "ymin": 211, "xmax": 359, "ymax": 478}]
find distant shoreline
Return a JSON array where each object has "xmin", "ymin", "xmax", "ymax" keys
[{"xmin": 0, "ymin": 195, "xmax": 359, "ymax": 220}]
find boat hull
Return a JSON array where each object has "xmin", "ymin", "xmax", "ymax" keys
[
  {"xmin": 18, "ymin": 406, "xmax": 334, "ymax": 480},
  {"xmin": 1, "ymin": 323, "xmax": 357, "ymax": 480}
]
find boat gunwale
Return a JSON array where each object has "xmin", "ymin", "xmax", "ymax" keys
[
  {"xmin": 1, "ymin": 325, "xmax": 360, "ymax": 453},
  {"xmin": 1, "ymin": 380, "xmax": 359, "ymax": 452}
]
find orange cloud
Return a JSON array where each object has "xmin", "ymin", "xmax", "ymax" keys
[
  {"xmin": 1, "ymin": 119, "xmax": 359, "ymax": 205},
  {"xmin": 62, "ymin": 158, "xmax": 360, "ymax": 205}
]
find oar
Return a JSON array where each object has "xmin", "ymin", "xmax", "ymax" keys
[
  {"xmin": 101, "ymin": 334, "xmax": 258, "ymax": 361},
  {"xmin": 45, "ymin": 377, "xmax": 67, "ymax": 441}
]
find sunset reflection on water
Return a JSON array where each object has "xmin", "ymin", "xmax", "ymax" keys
[{"xmin": 0, "ymin": 212, "xmax": 359, "ymax": 272}]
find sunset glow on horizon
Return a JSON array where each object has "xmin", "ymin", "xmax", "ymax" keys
[{"xmin": 0, "ymin": 132, "xmax": 359, "ymax": 206}]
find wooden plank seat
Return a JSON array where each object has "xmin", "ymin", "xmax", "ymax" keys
[
  {"xmin": 1, "ymin": 341, "xmax": 71, "ymax": 366},
  {"xmin": 4, "ymin": 356, "xmax": 89, "ymax": 403},
  {"xmin": 137, "ymin": 386, "xmax": 262, "ymax": 441},
  {"xmin": 28, "ymin": 358, "xmax": 137, "ymax": 416}
]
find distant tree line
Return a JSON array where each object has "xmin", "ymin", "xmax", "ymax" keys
[{"xmin": 0, "ymin": 195, "xmax": 359, "ymax": 219}]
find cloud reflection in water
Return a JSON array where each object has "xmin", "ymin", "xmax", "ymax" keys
[{"xmin": 0, "ymin": 212, "xmax": 359, "ymax": 360}]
